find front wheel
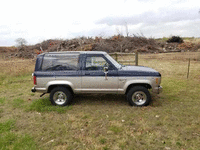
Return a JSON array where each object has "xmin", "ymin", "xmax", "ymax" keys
[
  {"xmin": 127, "ymin": 86, "xmax": 151, "ymax": 106},
  {"xmin": 50, "ymin": 87, "xmax": 73, "ymax": 106}
]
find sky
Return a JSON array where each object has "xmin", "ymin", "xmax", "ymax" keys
[{"xmin": 0, "ymin": 0, "xmax": 200, "ymax": 46}]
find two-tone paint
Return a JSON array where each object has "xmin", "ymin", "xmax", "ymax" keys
[{"xmin": 32, "ymin": 51, "xmax": 162, "ymax": 94}]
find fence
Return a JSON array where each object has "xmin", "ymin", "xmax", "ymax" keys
[{"xmin": 109, "ymin": 51, "xmax": 138, "ymax": 66}]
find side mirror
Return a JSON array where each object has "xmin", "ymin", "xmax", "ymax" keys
[
  {"xmin": 104, "ymin": 67, "xmax": 108, "ymax": 80},
  {"xmin": 103, "ymin": 67, "xmax": 108, "ymax": 72}
]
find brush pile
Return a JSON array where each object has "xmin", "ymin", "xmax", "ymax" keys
[{"xmin": 2, "ymin": 35, "xmax": 200, "ymax": 59}]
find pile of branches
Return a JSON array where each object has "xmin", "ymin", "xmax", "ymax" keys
[
  {"xmin": 6, "ymin": 35, "xmax": 200, "ymax": 59},
  {"xmin": 8, "ymin": 46, "xmax": 35, "ymax": 58},
  {"xmin": 52, "ymin": 35, "xmax": 163, "ymax": 54}
]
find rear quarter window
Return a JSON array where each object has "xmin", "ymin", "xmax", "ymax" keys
[{"xmin": 42, "ymin": 54, "xmax": 79, "ymax": 71}]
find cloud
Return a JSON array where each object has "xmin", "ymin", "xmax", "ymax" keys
[
  {"xmin": 134, "ymin": 20, "xmax": 200, "ymax": 38},
  {"xmin": 96, "ymin": 8, "xmax": 200, "ymax": 26},
  {"xmin": 0, "ymin": 0, "xmax": 200, "ymax": 46}
]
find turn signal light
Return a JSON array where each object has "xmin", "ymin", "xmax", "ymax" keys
[{"xmin": 156, "ymin": 78, "xmax": 159, "ymax": 84}]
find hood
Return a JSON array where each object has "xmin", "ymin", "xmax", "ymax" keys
[
  {"xmin": 121, "ymin": 65, "xmax": 158, "ymax": 72},
  {"xmin": 119, "ymin": 65, "xmax": 161, "ymax": 77}
]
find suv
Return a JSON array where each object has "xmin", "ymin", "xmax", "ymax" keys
[{"xmin": 31, "ymin": 51, "xmax": 162, "ymax": 106}]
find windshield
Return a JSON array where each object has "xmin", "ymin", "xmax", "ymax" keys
[{"xmin": 105, "ymin": 54, "xmax": 121, "ymax": 69}]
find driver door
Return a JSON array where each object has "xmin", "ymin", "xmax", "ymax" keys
[{"xmin": 81, "ymin": 54, "xmax": 118, "ymax": 93}]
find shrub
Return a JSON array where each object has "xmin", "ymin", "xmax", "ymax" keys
[{"xmin": 167, "ymin": 36, "xmax": 184, "ymax": 43}]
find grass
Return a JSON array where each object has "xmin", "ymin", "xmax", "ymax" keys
[
  {"xmin": 0, "ymin": 53, "xmax": 200, "ymax": 149},
  {"xmin": 12, "ymin": 98, "xmax": 24, "ymax": 108},
  {"xmin": 140, "ymin": 51, "xmax": 200, "ymax": 61},
  {"xmin": 0, "ymin": 133, "xmax": 37, "ymax": 150},
  {"xmin": 109, "ymin": 126, "xmax": 123, "ymax": 134},
  {"xmin": 0, "ymin": 119, "xmax": 37, "ymax": 149},
  {"xmin": 0, "ymin": 97, "xmax": 5, "ymax": 104},
  {"xmin": 156, "ymin": 36, "xmax": 200, "ymax": 44},
  {"xmin": 27, "ymin": 97, "xmax": 72, "ymax": 113},
  {"xmin": 99, "ymin": 138, "xmax": 107, "ymax": 144},
  {"xmin": 0, "ymin": 119, "xmax": 15, "ymax": 134}
]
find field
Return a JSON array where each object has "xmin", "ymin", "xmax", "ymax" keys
[{"xmin": 0, "ymin": 52, "xmax": 200, "ymax": 150}]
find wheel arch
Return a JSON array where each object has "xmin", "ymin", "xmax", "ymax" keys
[
  {"xmin": 125, "ymin": 83, "xmax": 152, "ymax": 95},
  {"xmin": 47, "ymin": 84, "xmax": 74, "ymax": 94}
]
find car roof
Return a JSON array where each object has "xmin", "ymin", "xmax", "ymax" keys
[{"xmin": 43, "ymin": 51, "xmax": 107, "ymax": 55}]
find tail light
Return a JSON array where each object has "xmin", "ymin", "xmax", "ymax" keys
[{"xmin": 33, "ymin": 76, "xmax": 37, "ymax": 85}]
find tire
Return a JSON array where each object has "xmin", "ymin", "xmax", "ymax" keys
[
  {"xmin": 50, "ymin": 87, "xmax": 73, "ymax": 106},
  {"xmin": 127, "ymin": 86, "xmax": 151, "ymax": 106}
]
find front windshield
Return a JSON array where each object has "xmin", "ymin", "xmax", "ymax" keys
[{"xmin": 105, "ymin": 54, "xmax": 121, "ymax": 69}]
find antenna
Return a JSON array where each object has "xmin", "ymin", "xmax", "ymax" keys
[{"xmin": 40, "ymin": 46, "xmax": 43, "ymax": 52}]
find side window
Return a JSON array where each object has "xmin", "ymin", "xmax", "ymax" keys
[
  {"xmin": 85, "ymin": 56, "xmax": 113, "ymax": 71},
  {"xmin": 42, "ymin": 54, "xmax": 79, "ymax": 71}
]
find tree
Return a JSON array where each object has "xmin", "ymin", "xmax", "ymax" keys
[
  {"xmin": 15, "ymin": 38, "xmax": 27, "ymax": 47},
  {"xmin": 125, "ymin": 22, "xmax": 129, "ymax": 37}
]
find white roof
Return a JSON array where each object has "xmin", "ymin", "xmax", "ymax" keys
[{"xmin": 46, "ymin": 51, "xmax": 107, "ymax": 55}]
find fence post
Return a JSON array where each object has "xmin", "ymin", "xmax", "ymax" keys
[
  {"xmin": 115, "ymin": 52, "xmax": 118, "ymax": 62},
  {"xmin": 187, "ymin": 58, "xmax": 190, "ymax": 79},
  {"xmin": 135, "ymin": 51, "xmax": 138, "ymax": 66}
]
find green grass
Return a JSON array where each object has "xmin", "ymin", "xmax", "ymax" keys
[
  {"xmin": 0, "ymin": 132, "xmax": 18, "ymax": 149},
  {"xmin": 12, "ymin": 98, "xmax": 24, "ymax": 108},
  {"xmin": 99, "ymin": 138, "xmax": 107, "ymax": 144},
  {"xmin": 0, "ymin": 120, "xmax": 15, "ymax": 134},
  {"xmin": 109, "ymin": 126, "xmax": 123, "ymax": 134},
  {"xmin": 0, "ymin": 120, "xmax": 38, "ymax": 149},
  {"xmin": 26, "ymin": 97, "xmax": 72, "ymax": 113},
  {"xmin": 0, "ymin": 97, "xmax": 5, "ymax": 105},
  {"xmin": 0, "ymin": 54, "xmax": 200, "ymax": 149},
  {"xmin": 0, "ymin": 132, "xmax": 37, "ymax": 150},
  {"xmin": 103, "ymin": 146, "xmax": 109, "ymax": 150}
]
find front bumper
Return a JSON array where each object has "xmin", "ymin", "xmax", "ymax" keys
[{"xmin": 152, "ymin": 86, "xmax": 163, "ymax": 94}]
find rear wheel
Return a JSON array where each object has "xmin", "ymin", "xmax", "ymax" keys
[
  {"xmin": 127, "ymin": 86, "xmax": 151, "ymax": 106},
  {"xmin": 50, "ymin": 87, "xmax": 73, "ymax": 106}
]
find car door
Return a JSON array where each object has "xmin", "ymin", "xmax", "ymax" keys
[{"xmin": 81, "ymin": 54, "xmax": 118, "ymax": 93}]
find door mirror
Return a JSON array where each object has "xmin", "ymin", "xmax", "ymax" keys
[
  {"xmin": 104, "ymin": 67, "xmax": 108, "ymax": 80},
  {"xmin": 103, "ymin": 67, "xmax": 108, "ymax": 72}
]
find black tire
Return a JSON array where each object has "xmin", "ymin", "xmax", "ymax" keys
[
  {"xmin": 50, "ymin": 87, "xmax": 73, "ymax": 106},
  {"xmin": 127, "ymin": 86, "xmax": 151, "ymax": 106}
]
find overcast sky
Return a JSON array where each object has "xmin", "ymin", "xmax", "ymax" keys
[{"xmin": 0, "ymin": 0, "xmax": 200, "ymax": 46}]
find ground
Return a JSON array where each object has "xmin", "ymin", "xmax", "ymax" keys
[{"xmin": 0, "ymin": 52, "xmax": 200, "ymax": 150}]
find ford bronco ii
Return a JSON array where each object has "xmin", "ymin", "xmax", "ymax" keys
[{"xmin": 31, "ymin": 51, "xmax": 162, "ymax": 106}]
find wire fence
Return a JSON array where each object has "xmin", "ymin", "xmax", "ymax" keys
[{"xmin": 109, "ymin": 52, "xmax": 138, "ymax": 66}]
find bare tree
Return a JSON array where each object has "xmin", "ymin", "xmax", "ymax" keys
[
  {"xmin": 15, "ymin": 38, "xmax": 27, "ymax": 47},
  {"xmin": 14, "ymin": 38, "xmax": 28, "ymax": 57},
  {"xmin": 125, "ymin": 22, "xmax": 129, "ymax": 37}
]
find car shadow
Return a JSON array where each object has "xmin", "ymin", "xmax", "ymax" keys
[
  {"xmin": 72, "ymin": 94, "xmax": 128, "ymax": 106},
  {"xmin": 72, "ymin": 93, "xmax": 163, "ymax": 107}
]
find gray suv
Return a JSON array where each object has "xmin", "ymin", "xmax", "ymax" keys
[{"xmin": 31, "ymin": 51, "xmax": 162, "ymax": 106}]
